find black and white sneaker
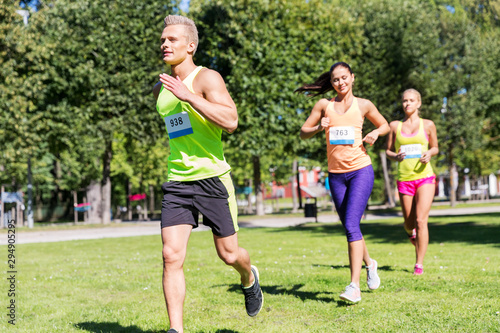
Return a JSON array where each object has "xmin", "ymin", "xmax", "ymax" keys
[
  {"xmin": 241, "ymin": 265, "xmax": 263, "ymax": 317},
  {"xmin": 167, "ymin": 329, "xmax": 179, "ymax": 333}
]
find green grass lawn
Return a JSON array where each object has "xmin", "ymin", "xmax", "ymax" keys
[{"xmin": 2, "ymin": 213, "xmax": 500, "ymax": 332}]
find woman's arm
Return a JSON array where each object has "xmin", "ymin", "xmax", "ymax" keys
[
  {"xmin": 300, "ymin": 99, "xmax": 330, "ymax": 140},
  {"xmin": 421, "ymin": 119, "xmax": 439, "ymax": 164},
  {"xmin": 385, "ymin": 121, "xmax": 405, "ymax": 161},
  {"xmin": 360, "ymin": 99, "xmax": 389, "ymax": 145}
]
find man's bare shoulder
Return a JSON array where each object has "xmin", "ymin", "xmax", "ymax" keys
[{"xmin": 195, "ymin": 67, "xmax": 225, "ymax": 86}]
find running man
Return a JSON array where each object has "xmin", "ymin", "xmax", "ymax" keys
[
  {"xmin": 296, "ymin": 62, "xmax": 389, "ymax": 303},
  {"xmin": 386, "ymin": 89, "xmax": 439, "ymax": 275},
  {"xmin": 153, "ymin": 15, "xmax": 263, "ymax": 333}
]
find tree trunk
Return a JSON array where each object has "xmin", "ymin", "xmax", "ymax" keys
[
  {"xmin": 1, "ymin": 185, "xmax": 4, "ymax": 228},
  {"xmin": 127, "ymin": 179, "xmax": 132, "ymax": 221},
  {"xmin": 149, "ymin": 184, "xmax": 155, "ymax": 218},
  {"xmin": 245, "ymin": 178, "xmax": 253, "ymax": 214},
  {"xmin": 296, "ymin": 169, "xmax": 303, "ymax": 209},
  {"xmin": 48, "ymin": 159, "xmax": 59, "ymax": 221},
  {"xmin": 380, "ymin": 151, "xmax": 395, "ymax": 207},
  {"xmin": 73, "ymin": 191, "xmax": 78, "ymax": 224},
  {"xmin": 252, "ymin": 155, "xmax": 265, "ymax": 216},
  {"xmin": 449, "ymin": 148, "xmax": 457, "ymax": 207},
  {"xmin": 86, "ymin": 181, "xmax": 102, "ymax": 223},
  {"xmin": 101, "ymin": 140, "xmax": 112, "ymax": 224},
  {"xmin": 56, "ymin": 159, "xmax": 63, "ymax": 202},
  {"xmin": 291, "ymin": 159, "xmax": 299, "ymax": 213},
  {"xmin": 83, "ymin": 196, "xmax": 89, "ymax": 222}
]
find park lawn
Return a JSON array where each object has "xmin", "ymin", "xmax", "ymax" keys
[{"xmin": 2, "ymin": 214, "xmax": 500, "ymax": 332}]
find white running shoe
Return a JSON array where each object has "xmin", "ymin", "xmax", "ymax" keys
[
  {"xmin": 366, "ymin": 259, "xmax": 380, "ymax": 290},
  {"xmin": 340, "ymin": 282, "xmax": 361, "ymax": 303}
]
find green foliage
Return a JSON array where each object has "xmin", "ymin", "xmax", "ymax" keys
[
  {"xmin": 1, "ymin": 0, "xmax": 499, "ymax": 217},
  {"xmin": 192, "ymin": 0, "xmax": 365, "ymax": 186},
  {"xmin": 1, "ymin": 1, "xmax": 180, "ymax": 211},
  {"xmin": 25, "ymin": 0, "xmax": 172, "ymax": 188},
  {"xmin": 429, "ymin": 4, "xmax": 499, "ymax": 176},
  {"xmin": 0, "ymin": 1, "xmax": 42, "ymax": 188},
  {"xmin": 111, "ymin": 132, "xmax": 169, "ymax": 206}
]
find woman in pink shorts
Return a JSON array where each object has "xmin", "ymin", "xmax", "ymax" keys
[{"xmin": 386, "ymin": 89, "xmax": 439, "ymax": 275}]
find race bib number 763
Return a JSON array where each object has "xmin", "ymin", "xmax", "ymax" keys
[{"xmin": 329, "ymin": 126, "xmax": 355, "ymax": 145}]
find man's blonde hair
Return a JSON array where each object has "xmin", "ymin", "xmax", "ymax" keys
[{"xmin": 164, "ymin": 15, "xmax": 198, "ymax": 54}]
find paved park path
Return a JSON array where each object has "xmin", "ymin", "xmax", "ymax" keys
[{"xmin": 3, "ymin": 204, "xmax": 500, "ymax": 245}]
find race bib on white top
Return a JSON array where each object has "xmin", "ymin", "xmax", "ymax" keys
[
  {"xmin": 165, "ymin": 112, "xmax": 193, "ymax": 139},
  {"xmin": 329, "ymin": 126, "xmax": 355, "ymax": 145},
  {"xmin": 400, "ymin": 144, "xmax": 422, "ymax": 159}
]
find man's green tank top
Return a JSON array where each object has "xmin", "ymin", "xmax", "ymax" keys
[
  {"xmin": 395, "ymin": 119, "xmax": 434, "ymax": 181},
  {"xmin": 156, "ymin": 66, "xmax": 231, "ymax": 181}
]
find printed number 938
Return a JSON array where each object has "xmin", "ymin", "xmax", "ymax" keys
[{"xmin": 170, "ymin": 117, "xmax": 184, "ymax": 127}]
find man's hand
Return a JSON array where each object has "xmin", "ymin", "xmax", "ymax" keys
[{"xmin": 159, "ymin": 74, "xmax": 192, "ymax": 101}]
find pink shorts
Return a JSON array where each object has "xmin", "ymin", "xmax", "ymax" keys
[{"xmin": 397, "ymin": 175, "xmax": 436, "ymax": 196}]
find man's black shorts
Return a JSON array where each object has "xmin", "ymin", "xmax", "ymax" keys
[{"xmin": 160, "ymin": 172, "xmax": 239, "ymax": 237}]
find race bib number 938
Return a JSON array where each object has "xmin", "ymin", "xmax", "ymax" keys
[{"xmin": 165, "ymin": 112, "xmax": 193, "ymax": 139}]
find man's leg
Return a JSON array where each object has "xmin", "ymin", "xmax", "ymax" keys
[
  {"xmin": 213, "ymin": 233, "xmax": 253, "ymax": 286},
  {"xmin": 162, "ymin": 224, "xmax": 193, "ymax": 333},
  {"xmin": 213, "ymin": 232, "xmax": 263, "ymax": 316}
]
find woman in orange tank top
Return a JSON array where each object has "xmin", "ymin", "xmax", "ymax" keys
[{"xmin": 296, "ymin": 62, "xmax": 389, "ymax": 303}]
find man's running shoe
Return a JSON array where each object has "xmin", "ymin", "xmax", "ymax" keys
[
  {"xmin": 241, "ymin": 265, "xmax": 263, "ymax": 317},
  {"xmin": 413, "ymin": 264, "xmax": 423, "ymax": 275},
  {"xmin": 366, "ymin": 259, "xmax": 380, "ymax": 290},
  {"xmin": 167, "ymin": 329, "xmax": 179, "ymax": 333},
  {"xmin": 339, "ymin": 282, "xmax": 361, "ymax": 303}
]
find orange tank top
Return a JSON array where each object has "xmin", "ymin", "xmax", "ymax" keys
[{"xmin": 325, "ymin": 97, "xmax": 372, "ymax": 173}]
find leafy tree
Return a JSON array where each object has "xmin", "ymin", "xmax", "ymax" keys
[
  {"xmin": 0, "ymin": 1, "xmax": 51, "ymax": 199},
  {"xmin": 111, "ymin": 132, "xmax": 170, "ymax": 218},
  {"xmin": 15, "ymin": 0, "xmax": 178, "ymax": 222},
  {"xmin": 192, "ymin": 0, "xmax": 364, "ymax": 214}
]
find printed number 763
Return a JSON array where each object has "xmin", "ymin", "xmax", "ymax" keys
[{"xmin": 336, "ymin": 129, "xmax": 349, "ymax": 136}]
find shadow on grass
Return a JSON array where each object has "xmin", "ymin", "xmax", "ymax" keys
[
  {"xmin": 266, "ymin": 212, "xmax": 500, "ymax": 247},
  {"xmin": 312, "ymin": 263, "xmax": 402, "ymax": 272},
  {"xmin": 225, "ymin": 283, "xmax": 366, "ymax": 308},
  {"xmin": 76, "ymin": 322, "xmax": 240, "ymax": 333},
  {"xmin": 75, "ymin": 322, "xmax": 167, "ymax": 332},
  {"xmin": 225, "ymin": 283, "xmax": 336, "ymax": 303},
  {"xmin": 195, "ymin": 330, "xmax": 240, "ymax": 333}
]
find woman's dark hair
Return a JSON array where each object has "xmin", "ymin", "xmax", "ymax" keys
[{"xmin": 295, "ymin": 62, "xmax": 353, "ymax": 97}]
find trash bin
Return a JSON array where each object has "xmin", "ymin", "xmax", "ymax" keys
[{"xmin": 304, "ymin": 197, "xmax": 317, "ymax": 222}]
